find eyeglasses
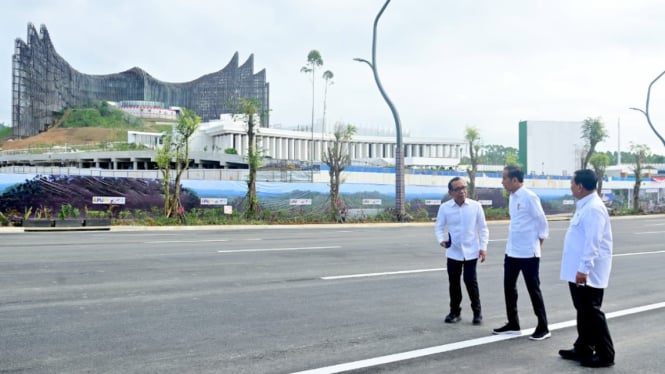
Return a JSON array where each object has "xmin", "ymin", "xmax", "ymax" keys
[{"xmin": 451, "ymin": 186, "xmax": 467, "ymax": 192}]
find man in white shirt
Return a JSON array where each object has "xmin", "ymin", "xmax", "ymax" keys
[
  {"xmin": 559, "ymin": 169, "xmax": 614, "ymax": 368},
  {"xmin": 435, "ymin": 177, "xmax": 489, "ymax": 325},
  {"xmin": 493, "ymin": 165, "xmax": 551, "ymax": 340}
]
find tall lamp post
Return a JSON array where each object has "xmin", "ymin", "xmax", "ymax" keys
[{"xmin": 354, "ymin": 0, "xmax": 405, "ymax": 221}]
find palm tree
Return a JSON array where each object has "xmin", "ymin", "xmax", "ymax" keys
[
  {"xmin": 321, "ymin": 70, "xmax": 334, "ymax": 137},
  {"xmin": 301, "ymin": 50, "xmax": 324, "ymax": 164},
  {"xmin": 465, "ymin": 126, "xmax": 481, "ymax": 200}
]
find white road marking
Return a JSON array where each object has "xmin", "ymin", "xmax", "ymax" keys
[
  {"xmin": 217, "ymin": 246, "xmax": 341, "ymax": 253},
  {"xmin": 145, "ymin": 239, "xmax": 228, "ymax": 243},
  {"xmin": 291, "ymin": 301, "xmax": 665, "ymax": 374},
  {"xmin": 322, "ymin": 250, "xmax": 665, "ymax": 280},
  {"xmin": 634, "ymin": 231, "xmax": 665, "ymax": 235},
  {"xmin": 614, "ymin": 250, "xmax": 665, "ymax": 257},
  {"xmin": 322, "ymin": 268, "xmax": 446, "ymax": 280}
]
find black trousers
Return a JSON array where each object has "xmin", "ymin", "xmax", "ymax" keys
[
  {"xmin": 503, "ymin": 255, "xmax": 548, "ymax": 329},
  {"xmin": 447, "ymin": 257, "xmax": 480, "ymax": 315},
  {"xmin": 568, "ymin": 282, "xmax": 615, "ymax": 361}
]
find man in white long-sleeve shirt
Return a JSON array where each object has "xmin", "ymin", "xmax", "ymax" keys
[
  {"xmin": 559, "ymin": 169, "xmax": 615, "ymax": 368},
  {"xmin": 434, "ymin": 177, "xmax": 489, "ymax": 325},
  {"xmin": 493, "ymin": 165, "xmax": 551, "ymax": 341}
]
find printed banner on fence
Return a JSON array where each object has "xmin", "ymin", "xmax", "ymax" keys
[
  {"xmin": 92, "ymin": 196, "xmax": 125, "ymax": 205},
  {"xmin": 289, "ymin": 199, "xmax": 312, "ymax": 205},
  {"xmin": 201, "ymin": 198, "xmax": 228, "ymax": 205},
  {"xmin": 362, "ymin": 199, "xmax": 382, "ymax": 205}
]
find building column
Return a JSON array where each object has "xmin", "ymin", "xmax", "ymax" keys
[
  {"xmin": 279, "ymin": 137, "xmax": 287, "ymax": 159},
  {"xmin": 234, "ymin": 134, "xmax": 241, "ymax": 154},
  {"xmin": 266, "ymin": 137, "xmax": 274, "ymax": 158},
  {"xmin": 289, "ymin": 138, "xmax": 295, "ymax": 160}
]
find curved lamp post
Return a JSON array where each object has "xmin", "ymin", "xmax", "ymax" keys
[
  {"xmin": 354, "ymin": 0, "xmax": 405, "ymax": 221},
  {"xmin": 629, "ymin": 69, "xmax": 665, "ymax": 148}
]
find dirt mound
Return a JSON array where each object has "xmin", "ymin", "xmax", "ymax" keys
[{"xmin": 1, "ymin": 128, "xmax": 121, "ymax": 150}]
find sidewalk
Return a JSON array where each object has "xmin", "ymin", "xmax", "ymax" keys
[{"xmin": 3, "ymin": 214, "xmax": 661, "ymax": 234}]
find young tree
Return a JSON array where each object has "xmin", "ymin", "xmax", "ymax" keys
[
  {"xmin": 321, "ymin": 70, "xmax": 334, "ymax": 135},
  {"xmin": 581, "ymin": 117, "xmax": 608, "ymax": 168},
  {"xmin": 464, "ymin": 126, "xmax": 481, "ymax": 200},
  {"xmin": 301, "ymin": 50, "xmax": 324, "ymax": 162},
  {"xmin": 482, "ymin": 144, "xmax": 519, "ymax": 165},
  {"xmin": 589, "ymin": 153, "xmax": 611, "ymax": 197},
  {"xmin": 629, "ymin": 143, "xmax": 650, "ymax": 211},
  {"xmin": 322, "ymin": 123, "xmax": 356, "ymax": 222},
  {"xmin": 235, "ymin": 97, "xmax": 262, "ymax": 219},
  {"xmin": 155, "ymin": 108, "xmax": 200, "ymax": 220},
  {"xmin": 505, "ymin": 152, "xmax": 521, "ymax": 167}
]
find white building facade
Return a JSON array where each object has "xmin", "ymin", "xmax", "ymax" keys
[
  {"xmin": 189, "ymin": 115, "xmax": 468, "ymax": 167},
  {"xmin": 519, "ymin": 120, "xmax": 585, "ymax": 176}
]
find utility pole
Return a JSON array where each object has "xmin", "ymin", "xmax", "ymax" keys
[{"xmin": 617, "ymin": 117, "xmax": 621, "ymax": 165}]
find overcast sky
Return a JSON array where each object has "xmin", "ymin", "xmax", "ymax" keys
[{"xmin": 2, "ymin": 0, "xmax": 665, "ymax": 153}]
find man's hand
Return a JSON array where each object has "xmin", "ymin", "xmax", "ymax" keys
[
  {"xmin": 575, "ymin": 271, "xmax": 588, "ymax": 286},
  {"xmin": 479, "ymin": 250, "xmax": 487, "ymax": 263}
]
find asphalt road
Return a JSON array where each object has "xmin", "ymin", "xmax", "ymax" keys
[{"xmin": 1, "ymin": 216, "xmax": 664, "ymax": 373}]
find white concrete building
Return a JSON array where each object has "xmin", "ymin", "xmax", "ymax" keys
[
  {"xmin": 189, "ymin": 115, "xmax": 468, "ymax": 168},
  {"xmin": 519, "ymin": 120, "xmax": 585, "ymax": 176}
]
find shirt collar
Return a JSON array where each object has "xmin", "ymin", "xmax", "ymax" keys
[
  {"xmin": 576, "ymin": 192, "xmax": 596, "ymax": 209},
  {"xmin": 446, "ymin": 198, "xmax": 469, "ymax": 207}
]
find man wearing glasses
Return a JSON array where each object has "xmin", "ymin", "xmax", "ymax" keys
[{"xmin": 434, "ymin": 177, "xmax": 489, "ymax": 325}]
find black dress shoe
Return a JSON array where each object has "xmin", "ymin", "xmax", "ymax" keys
[
  {"xmin": 492, "ymin": 323, "xmax": 520, "ymax": 335},
  {"xmin": 580, "ymin": 355, "xmax": 614, "ymax": 368},
  {"xmin": 558, "ymin": 348, "xmax": 580, "ymax": 361},
  {"xmin": 472, "ymin": 314, "xmax": 482, "ymax": 325},
  {"xmin": 444, "ymin": 313, "xmax": 461, "ymax": 323}
]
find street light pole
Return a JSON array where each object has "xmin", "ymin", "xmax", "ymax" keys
[{"xmin": 354, "ymin": 0, "xmax": 405, "ymax": 221}]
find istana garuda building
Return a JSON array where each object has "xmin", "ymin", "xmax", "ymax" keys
[{"xmin": 11, "ymin": 23, "xmax": 269, "ymax": 138}]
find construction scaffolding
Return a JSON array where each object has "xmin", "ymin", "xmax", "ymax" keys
[{"xmin": 11, "ymin": 23, "xmax": 270, "ymax": 138}]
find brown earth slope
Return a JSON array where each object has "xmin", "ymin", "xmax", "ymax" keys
[{"xmin": 1, "ymin": 128, "xmax": 122, "ymax": 151}]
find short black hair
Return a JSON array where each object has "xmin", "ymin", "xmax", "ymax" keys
[
  {"xmin": 573, "ymin": 169, "xmax": 598, "ymax": 191},
  {"xmin": 448, "ymin": 176, "xmax": 463, "ymax": 191},
  {"xmin": 503, "ymin": 165, "xmax": 524, "ymax": 183}
]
